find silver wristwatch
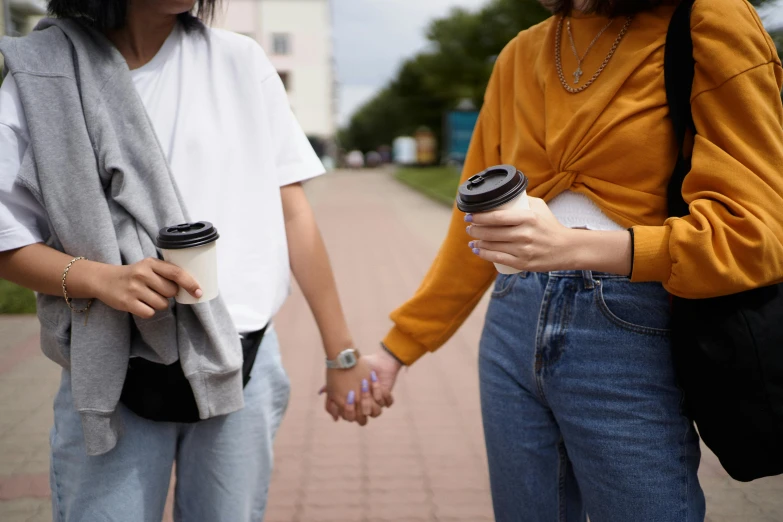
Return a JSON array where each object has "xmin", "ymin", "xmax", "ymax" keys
[{"xmin": 326, "ymin": 348, "xmax": 360, "ymax": 369}]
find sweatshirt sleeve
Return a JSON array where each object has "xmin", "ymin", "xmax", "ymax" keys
[
  {"xmin": 631, "ymin": 2, "xmax": 783, "ymax": 298},
  {"xmin": 382, "ymin": 94, "xmax": 503, "ymax": 365}
]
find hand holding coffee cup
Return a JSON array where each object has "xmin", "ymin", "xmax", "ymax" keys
[
  {"xmin": 157, "ymin": 222, "xmax": 220, "ymax": 304},
  {"xmin": 89, "ymin": 257, "xmax": 203, "ymax": 319},
  {"xmin": 457, "ymin": 165, "xmax": 530, "ymax": 274}
]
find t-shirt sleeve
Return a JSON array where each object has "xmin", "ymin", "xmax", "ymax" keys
[
  {"xmin": 259, "ymin": 72, "xmax": 326, "ymax": 187},
  {"xmin": 0, "ymin": 74, "xmax": 48, "ymax": 252}
]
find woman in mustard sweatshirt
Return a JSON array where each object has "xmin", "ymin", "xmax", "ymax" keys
[{"xmin": 363, "ymin": 0, "xmax": 783, "ymax": 520}]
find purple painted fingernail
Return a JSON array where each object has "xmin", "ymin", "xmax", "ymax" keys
[
  {"xmin": 371, "ymin": 371, "xmax": 378, "ymax": 383},
  {"xmin": 362, "ymin": 379, "xmax": 369, "ymax": 393},
  {"xmin": 465, "ymin": 214, "xmax": 473, "ymax": 223},
  {"xmin": 473, "ymin": 248, "xmax": 481, "ymax": 255},
  {"xmin": 468, "ymin": 241, "xmax": 475, "ymax": 248},
  {"xmin": 466, "ymin": 225, "xmax": 472, "ymax": 234},
  {"xmin": 347, "ymin": 390, "xmax": 355, "ymax": 405}
]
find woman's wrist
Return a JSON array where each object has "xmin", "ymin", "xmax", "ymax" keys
[
  {"xmin": 320, "ymin": 325, "xmax": 355, "ymax": 360},
  {"xmin": 380, "ymin": 342, "xmax": 405, "ymax": 368},
  {"xmin": 566, "ymin": 228, "xmax": 633, "ymax": 276},
  {"xmin": 65, "ymin": 259, "xmax": 110, "ymax": 300}
]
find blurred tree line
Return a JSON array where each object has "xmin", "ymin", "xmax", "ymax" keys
[
  {"xmin": 772, "ymin": 28, "xmax": 783, "ymax": 61},
  {"xmin": 338, "ymin": 0, "xmax": 550, "ymax": 153},
  {"xmin": 338, "ymin": 0, "xmax": 782, "ymax": 154}
]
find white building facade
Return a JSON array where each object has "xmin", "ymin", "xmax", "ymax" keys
[
  {"xmin": 2, "ymin": 0, "xmax": 47, "ymax": 37},
  {"xmin": 1, "ymin": 0, "xmax": 47, "ymax": 71},
  {"xmin": 217, "ymin": 0, "xmax": 336, "ymax": 158}
]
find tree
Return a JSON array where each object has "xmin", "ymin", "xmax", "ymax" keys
[
  {"xmin": 771, "ymin": 29, "xmax": 783, "ymax": 61},
  {"xmin": 753, "ymin": 0, "xmax": 783, "ymax": 60},
  {"xmin": 340, "ymin": 0, "xmax": 550, "ymax": 153}
]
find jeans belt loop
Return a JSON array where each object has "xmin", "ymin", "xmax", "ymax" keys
[{"xmin": 582, "ymin": 270, "xmax": 595, "ymax": 289}]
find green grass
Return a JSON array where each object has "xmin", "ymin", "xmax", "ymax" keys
[
  {"xmin": 395, "ymin": 167, "xmax": 461, "ymax": 207},
  {"xmin": 0, "ymin": 279, "xmax": 36, "ymax": 314}
]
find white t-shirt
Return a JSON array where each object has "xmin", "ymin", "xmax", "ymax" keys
[{"xmin": 0, "ymin": 24, "xmax": 324, "ymax": 333}]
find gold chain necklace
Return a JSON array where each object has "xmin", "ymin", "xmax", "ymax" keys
[{"xmin": 555, "ymin": 15, "xmax": 633, "ymax": 94}]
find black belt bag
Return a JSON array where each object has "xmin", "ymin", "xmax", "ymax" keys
[{"xmin": 120, "ymin": 325, "xmax": 268, "ymax": 423}]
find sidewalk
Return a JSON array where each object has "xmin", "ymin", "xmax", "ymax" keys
[{"xmin": 1, "ymin": 169, "xmax": 783, "ymax": 521}]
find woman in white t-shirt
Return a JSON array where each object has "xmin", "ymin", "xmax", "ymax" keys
[{"xmin": 0, "ymin": 1, "xmax": 390, "ymax": 520}]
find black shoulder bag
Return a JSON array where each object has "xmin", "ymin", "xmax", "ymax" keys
[{"xmin": 664, "ymin": 0, "xmax": 783, "ymax": 482}]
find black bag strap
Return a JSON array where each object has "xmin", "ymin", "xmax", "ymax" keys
[{"xmin": 664, "ymin": 0, "xmax": 697, "ymax": 218}]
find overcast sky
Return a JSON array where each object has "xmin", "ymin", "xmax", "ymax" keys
[
  {"xmin": 333, "ymin": 0, "xmax": 488, "ymax": 125},
  {"xmin": 333, "ymin": 0, "xmax": 783, "ymax": 126}
]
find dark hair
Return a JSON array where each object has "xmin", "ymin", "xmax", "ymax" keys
[
  {"xmin": 47, "ymin": 1, "xmax": 221, "ymax": 31},
  {"xmin": 539, "ymin": 0, "xmax": 672, "ymax": 16}
]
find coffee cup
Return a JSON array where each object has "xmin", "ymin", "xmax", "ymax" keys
[
  {"xmin": 456, "ymin": 165, "xmax": 530, "ymax": 275},
  {"xmin": 157, "ymin": 222, "xmax": 220, "ymax": 304}
]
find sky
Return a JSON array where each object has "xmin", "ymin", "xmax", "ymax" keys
[
  {"xmin": 333, "ymin": 0, "xmax": 488, "ymax": 126},
  {"xmin": 333, "ymin": 0, "xmax": 783, "ymax": 127}
]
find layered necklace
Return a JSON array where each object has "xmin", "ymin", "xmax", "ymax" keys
[{"xmin": 555, "ymin": 15, "xmax": 633, "ymax": 94}]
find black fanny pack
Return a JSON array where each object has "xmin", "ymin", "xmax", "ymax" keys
[{"xmin": 120, "ymin": 325, "xmax": 268, "ymax": 423}]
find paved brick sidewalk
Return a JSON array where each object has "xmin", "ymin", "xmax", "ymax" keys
[
  {"xmin": 2, "ymin": 169, "xmax": 783, "ymax": 521},
  {"xmin": 0, "ymin": 315, "xmax": 56, "ymax": 522}
]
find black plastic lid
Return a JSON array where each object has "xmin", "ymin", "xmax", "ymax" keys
[
  {"xmin": 157, "ymin": 222, "xmax": 219, "ymax": 250},
  {"xmin": 456, "ymin": 165, "xmax": 529, "ymax": 213}
]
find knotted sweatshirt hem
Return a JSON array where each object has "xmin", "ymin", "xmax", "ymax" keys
[
  {"xmin": 79, "ymin": 410, "xmax": 123, "ymax": 456},
  {"xmin": 187, "ymin": 369, "xmax": 245, "ymax": 419}
]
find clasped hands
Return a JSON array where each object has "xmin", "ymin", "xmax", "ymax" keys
[{"xmin": 320, "ymin": 349, "xmax": 401, "ymax": 426}]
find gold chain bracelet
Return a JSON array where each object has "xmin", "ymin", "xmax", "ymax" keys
[{"xmin": 62, "ymin": 257, "xmax": 94, "ymax": 324}]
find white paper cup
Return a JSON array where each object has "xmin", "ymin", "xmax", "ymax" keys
[
  {"xmin": 160, "ymin": 242, "xmax": 219, "ymax": 304},
  {"xmin": 157, "ymin": 222, "xmax": 220, "ymax": 305},
  {"xmin": 488, "ymin": 190, "xmax": 529, "ymax": 275},
  {"xmin": 457, "ymin": 165, "xmax": 530, "ymax": 276}
]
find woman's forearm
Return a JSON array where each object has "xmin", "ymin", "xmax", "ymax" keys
[
  {"xmin": 287, "ymin": 217, "xmax": 354, "ymax": 358},
  {"xmin": 282, "ymin": 185, "xmax": 353, "ymax": 358},
  {"xmin": 0, "ymin": 242, "xmax": 204, "ymax": 318},
  {"xmin": 0, "ymin": 243, "xmax": 104, "ymax": 298},
  {"xmin": 568, "ymin": 229, "xmax": 633, "ymax": 276}
]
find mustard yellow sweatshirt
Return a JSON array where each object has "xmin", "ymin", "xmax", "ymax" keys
[{"xmin": 385, "ymin": 0, "xmax": 783, "ymax": 365}]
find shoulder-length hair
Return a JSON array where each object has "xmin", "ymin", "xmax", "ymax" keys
[
  {"xmin": 540, "ymin": 0, "xmax": 674, "ymax": 16},
  {"xmin": 47, "ymin": 1, "xmax": 220, "ymax": 31}
]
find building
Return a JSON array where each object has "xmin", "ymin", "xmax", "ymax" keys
[
  {"xmin": 1, "ymin": 0, "xmax": 46, "ymax": 37},
  {"xmin": 1, "ymin": 0, "xmax": 47, "ymax": 71},
  {"xmin": 216, "ymin": 0, "xmax": 336, "ymax": 161}
]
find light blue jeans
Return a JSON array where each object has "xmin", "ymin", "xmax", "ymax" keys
[
  {"xmin": 49, "ymin": 327, "xmax": 290, "ymax": 522},
  {"xmin": 479, "ymin": 271, "xmax": 705, "ymax": 522}
]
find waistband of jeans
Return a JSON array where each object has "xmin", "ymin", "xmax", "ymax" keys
[{"xmin": 547, "ymin": 270, "xmax": 629, "ymax": 279}]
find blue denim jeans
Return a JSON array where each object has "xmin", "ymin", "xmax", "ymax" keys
[
  {"xmin": 49, "ymin": 327, "xmax": 290, "ymax": 522},
  {"xmin": 479, "ymin": 271, "xmax": 705, "ymax": 522}
]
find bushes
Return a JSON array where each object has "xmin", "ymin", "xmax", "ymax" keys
[{"xmin": 0, "ymin": 280, "xmax": 36, "ymax": 314}]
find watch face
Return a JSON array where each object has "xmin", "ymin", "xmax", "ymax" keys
[{"xmin": 340, "ymin": 351, "xmax": 357, "ymax": 368}]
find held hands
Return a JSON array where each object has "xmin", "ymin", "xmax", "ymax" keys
[
  {"xmin": 92, "ymin": 257, "xmax": 201, "ymax": 318},
  {"xmin": 321, "ymin": 349, "xmax": 402, "ymax": 426},
  {"xmin": 465, "ymin": 197, "xmax": 576, "ymax": 273}
]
